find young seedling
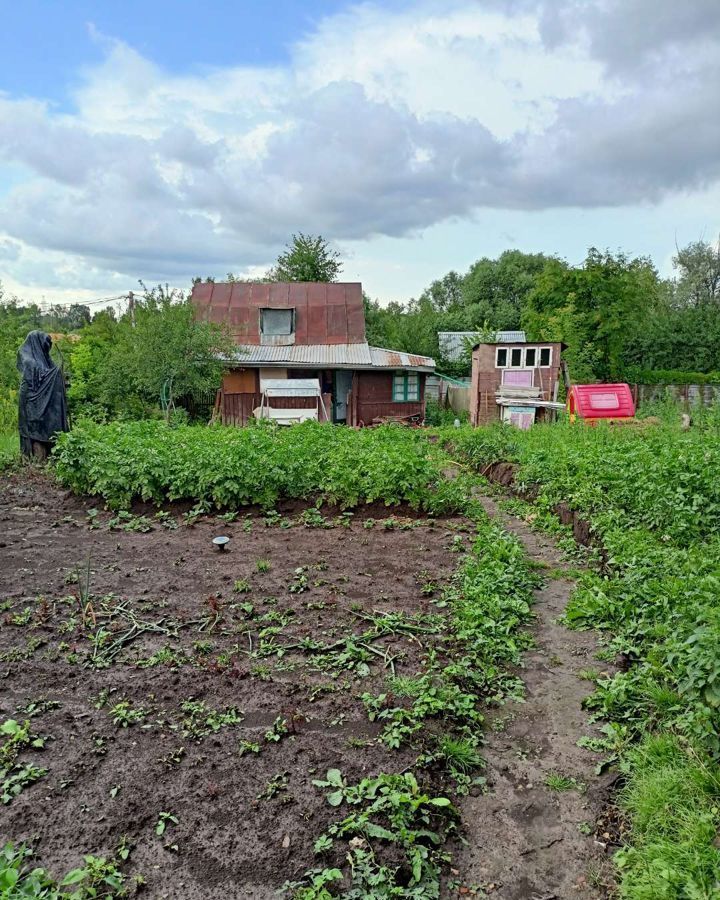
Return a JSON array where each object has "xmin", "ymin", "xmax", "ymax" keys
[
  {"xmin": 264, "ymin": 716, "xmax": 290, "ymax": 743},
  {"xmin": 256, "ymin": 560, "xmax": 271, "ymax": 573},
  {"xmin": 300, "ymin": 508, "xmax": 331, "ymax": 529},
  {"xmin": 313, "ymin": 834, "xmax": 334, "ymax": 854},
  {"xmin": 159, "ymin": 747, "xmax": 185, "ymax": 769},
  {"xmin": 238, "ymin": 740, "xmax": 261, "ymax": 757},
  {"xmin": 109, "ymin": 701, "xmax": 147, "ymax": 728},
  {"xmin": 289, "ymin": 568, "xmax": 309, "ymax": 594},
  {"xmin": 155, "ymin": 812, "xmax": 179, "ymax": 836},
  {"xmin": 0, "ymin": 718, "xmax": 48, "ymax": 804},
  {"xmin": 257, "ymin": 772, "xmax": 289, "ymax": 801}
]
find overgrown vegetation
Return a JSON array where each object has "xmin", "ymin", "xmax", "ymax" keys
[
  {"xmin": 365, "ymin": 241, "xmax": 720, "ymax": 381},
  {"xmin": 450, "ymin": 420, "xmax": 720, "ymax": 896}
]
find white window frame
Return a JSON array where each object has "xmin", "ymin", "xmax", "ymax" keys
[
  {"xmin": 495, "ymin": 346, "xmax": 553, "ymax": 368},
  {"xmin": 392, "ymin": 371, "xmax": 420, "ymax": 402},
  {"xmin": 538, "ymin": 346, "xmax": 552, "ymax": 368},
  {"xmin": 495, "ymin": 347, "xmax": 508, "ymax": 368}
]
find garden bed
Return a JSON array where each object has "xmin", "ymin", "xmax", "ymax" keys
[{"xmin": 0, "ymin": 470, "xmax": 496, "ymax": 897}]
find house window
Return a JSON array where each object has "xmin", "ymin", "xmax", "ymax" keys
[
  {"xmin": 495, "ymin": 346, "xmax": 552, "ymax": 368},
  {"xmin": 260, "ymin": 308, "xmax": 294, "ymax": 336},
  {"xmin": 393, "ymin": 371, "xmax": 420, "ymax": 402}
]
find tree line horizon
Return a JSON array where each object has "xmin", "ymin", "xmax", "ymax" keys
[{"xmin": 1, "ymin": 233, "xmax": 719, "ymax": 427}]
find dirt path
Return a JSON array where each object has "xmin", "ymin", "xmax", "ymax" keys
[{"xmin": 451, "ymin": 494, "xmax": 614, "ymax": 899}]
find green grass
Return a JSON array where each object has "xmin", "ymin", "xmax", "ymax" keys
[
  {"xmin": 544, "ymin": 772, "xmax": 585, "ymax": 792},
  {"xmin": 0, "ymin": 430, "xmax": 19, "ymax": 471},
  {"xmin": 616, "ymin": 735, "xmax": 720, "ymax": 898}
]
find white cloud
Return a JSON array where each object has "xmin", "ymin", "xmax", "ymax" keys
[{"xmin": 0, "ymin": 0, "xmax": 718, "ymax": 302}]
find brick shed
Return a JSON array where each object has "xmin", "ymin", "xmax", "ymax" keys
[
  {"xmin": 470, "ymin": 340, "xmax": 566, "ymax": 427},
  {"xmin": 191, "ymin": 281, "xmax": 435, "ymax": 426}
]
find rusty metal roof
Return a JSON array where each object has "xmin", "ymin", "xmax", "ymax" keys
[
  {"xmin": 369, "ymin": 346, "xmax": 435, "ymax": 371},
  {"xmin": 224, "ymin": 342, "xmax": 435, "ymax": 371}
]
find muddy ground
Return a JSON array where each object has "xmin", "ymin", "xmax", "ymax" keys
[
  {"xmin": 0, "ymin": 470, "xmax": 468, "ymax": 898},
  {"xmin": 453, "ymin": 495, "xmax": 615, "ymax": 899}
]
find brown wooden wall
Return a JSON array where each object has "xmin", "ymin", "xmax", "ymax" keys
[
  {"xmin": 217, "ymin": 370, "xmax": 427, "ymax": 426},
  {"xmin": 222, "ymin": 369, "xmax": 258, "ymax": 393},
  {"xmin": 220, "ymin": 392, "xmax": 332, "ymax": 426},
  {"xmin": 350, "ymin": 372, "xmax": 426, "ymax": 425}
]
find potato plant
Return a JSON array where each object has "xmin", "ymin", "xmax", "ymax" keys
[
  {"xmin": 451, "ymin": 420, "xmax": 720, "ymax": 895},
  {"xmin": 53, "ymin": 420, "xmax": 464, "ymax": 513}
]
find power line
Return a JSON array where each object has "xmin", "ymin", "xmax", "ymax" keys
[{"xmin": 38, "ymin": 293, "xmax": 133, "ymax": 308}]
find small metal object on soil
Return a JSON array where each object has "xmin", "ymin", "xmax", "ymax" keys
[{"xmin": 212, "ymin": 535, "xmax": 230, "ymax": 551}]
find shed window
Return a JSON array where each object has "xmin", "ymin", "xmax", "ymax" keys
[
  {"xmin": 525, "ymin": 348, "xmax": 536, "ymax": 367},
  {"xmin": 539, "ymin": 347, "xmax": 552, "ymax": 367},
  {"xmin": 495, "ymin": 347, "xmax": 508, "ymax": 367},
  {"xmin": 260, "ymin": 308, "xmax": 294, "ymax": 336},
  {"xmin": 393, "ymin": 372, "xmax": 420, "ymax": 402},
  {"xmin": 510, "ymin": 348, "xmax": 523, "ymax": 367}
]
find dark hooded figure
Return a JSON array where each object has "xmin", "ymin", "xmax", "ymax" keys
[{"xmin": 17, "ymin": 330, "xmax": 69, "ymax": 459}]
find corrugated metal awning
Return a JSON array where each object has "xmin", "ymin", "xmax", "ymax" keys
[
  {"xmin": 228, "ymin": 343, "xmax": 373, "ymax": 367},
  {"xmin": 225, "ymin": 342, "xmax": 435, "ymax": 372},
  {"xmin": 368, "ymin": 346, "xmax": 435, "ymax": 371}
]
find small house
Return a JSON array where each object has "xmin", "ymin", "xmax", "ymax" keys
[
  {"xmin": 470, "ymin": 338, "xmax": 565, "ymax": 428},
  {"xmin": 191, "ymin": 281, "xmax": 435, "ymax": 426}
]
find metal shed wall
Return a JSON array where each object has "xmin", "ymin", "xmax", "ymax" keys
[{"xmin": 191, "ymin": 282, "xmax": 366, "ymax": 346}]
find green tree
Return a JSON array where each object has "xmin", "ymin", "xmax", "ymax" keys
[
  {"xmin": 419, "ymin": 271, "xmax": 464, "ymax": 312},
  {"xmin": 68, "ymin": 285, "xmax": 233, "ymax": 420},
  {"xmin": 462, "ymin": 250, "xmax": 550, "ymax": 330},
  {"xmin": 109, "ymin": 285, "xmax": 233, "ymax": 419},
  {"xmin": 268, "ymin": 233, "xmax": 343, "ymax": 282},
  {"xmin": 523, "ymin": 249, "xmax": 661, "ymax": 381},
  {"xmin": 64, "ymin": 309, "xmax": 118, "ymax": 411},
  {"xmin": 673, "ymin": 239, "xmax": 720, "ymax": 307}
]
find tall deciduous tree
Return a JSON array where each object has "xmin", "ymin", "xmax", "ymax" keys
[
  {"xmin": 673, "ymin": 239, "xmax": 720, "ymax": 307},
  {"xmin": 268, "ymin": 233, "xmax": 343, "ymax": 282},
  {"xmin": 462, "ymin": 250, "xmax": 551, "ymax": 330},
  {"xmin": 523, "ymin": 249, "xmax": 661, "ymax": 381}
]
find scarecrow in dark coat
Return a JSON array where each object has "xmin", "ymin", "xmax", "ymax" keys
[{"xmin": 17, "ymin": 330, "xmax": 69, "ymax": 459}]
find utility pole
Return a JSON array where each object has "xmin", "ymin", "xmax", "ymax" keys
[{"xmin": 128, "ymin": 291, "xmax": 136, "ymax": 327}]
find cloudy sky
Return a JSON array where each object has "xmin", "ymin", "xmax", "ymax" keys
[{"xmin": 1, "ymin": 0, "xmax": 719, "ymax": 306}]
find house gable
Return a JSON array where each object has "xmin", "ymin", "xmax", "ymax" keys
[{"xmin": 191, "ymin": 281, "xmax": 366, "ymax": 346}]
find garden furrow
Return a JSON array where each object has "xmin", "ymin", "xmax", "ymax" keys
[{"xmin": 451, "ymin": 495, "xmax": 614, "ymax": 899}]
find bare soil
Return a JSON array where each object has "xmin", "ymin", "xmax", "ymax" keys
[
  {"xmin": 0, "ymin": 469, "xmax": 467, "ymax": 898},
  {"xmin": 0, "ymin": 468, "xmax": 616, "ymax": 900},
  {"xmin": 452, "ymin": 495, "xmax": 615, "ymax": 899}
]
